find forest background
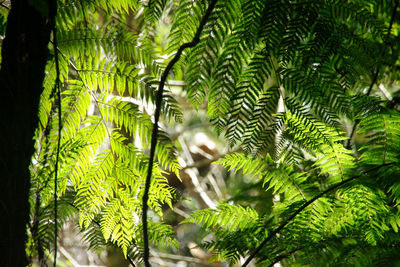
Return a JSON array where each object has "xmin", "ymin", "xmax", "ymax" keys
[{"xmin": 1, "ymin": 0, "xmax": 400, "ymax": 266}]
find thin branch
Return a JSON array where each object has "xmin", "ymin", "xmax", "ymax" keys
[
  {"xmin": 0, "ymin": 3, "xmax": 9, "ymax": 10},
  {"xmin": 267, "ymin": 247, "xmax": 303, "ymax": 267},
  {"xmin": 127, "ymin": 255, "xmax": 137, "ymax": 267},
  {"xmin": 58, "ymin": 246, "xmax": 81, "ymax": 266},
  {"xmin": 178, "ymin": 136, "xmax": 217, "ymax": 209},
  {"xmin": 386, "ymin": 0, "xmax": 399, "ymax": 39},
  {"xmin": 346, "ymin": 0, "xmax": 399, "ymax": 148},
  {"xmin": 241, "ymin": 163, "xmax": 394, "ymax": 267},
  {"xmin": 141, "ymin": 1, "xmax": 218, "ymax": 266},
  {"xmin": 205, "ymin": 172, "xmax": 223, "ymax": 199},
  {"xmin": 151, "ymin": 251, "xmax": 219, "ymax": 266},
  {"xmin": 346, "ymin": 68, "xmax": 379, "ymax": 148},
  {"xmin": 378, "ymin": 84, "xmax": 393, "ymax": 101},
  {"xmin": 49, "ymin": 0, "xmax": 61, "ymax": 265}
]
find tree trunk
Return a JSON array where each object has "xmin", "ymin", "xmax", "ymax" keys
[{"xmin": 0, "ymin": 0, "xmax": 53, "ymax": 266}]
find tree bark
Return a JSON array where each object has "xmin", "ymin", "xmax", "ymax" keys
[{"xmin": 0, "ymin": 1, "xmax": 53, "ymax": 265}]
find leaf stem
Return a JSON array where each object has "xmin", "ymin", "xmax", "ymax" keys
[
  {"xmin": 242, "ymin": 163, "xmax": 394, "ymax": 266},
  {"xmin": 141, "ymin": 1, "xmax": 218, "ymax": 266}
]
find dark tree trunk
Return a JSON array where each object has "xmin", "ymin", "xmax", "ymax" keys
[{"xmin": 0, "ymin": 1, "xmax": 53, "ymax": 266}]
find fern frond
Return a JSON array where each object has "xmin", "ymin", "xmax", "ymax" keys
[
  {"xmin": 182, "ymin": 203, "xmax": 259, "ymax": 231},
  {"xmin": 61, "ymin": 80, "xmax": 92, "ymax": 138},
  {"xmin": 280, "ymin": 103, "xmax": 355, "ymax": 183},
  {"xmin": 162, "ymin": 90, "xmax": 183, "ymax": 123},
  {"xmin": 144, "ymin": 0, "xmax": 169, "ymax": 24},
  {"xmin": 184, "ymin": 0, "xmax": 241, "ymax": 108},
  {"xmin": 328, "ymin": 0, "xmax": 385, "ymax": 37},
  {"xmin": 323, "ymin": 184, "xmax": 390, "ymax": 245},
  {"xmin": 358, "ymin": 110, "xmax": 400, "ymax": 205},
  {"xmin": 103, "ymin": 190, "xmax": 137, "ymax": 256},
  {"xmin": 241, "ymin": 0, "xmax": 266, "ymax": 43},
  {"xmin": 139, "ymin": 222, "xmax": 178, "ymax": 248},
  {"xmin": 241, "ymin": 86, "xmax": 281, "ymax": 153},
  {"xmin": 358, "ymin": 110, "xmax": 400, "ymax": 166},
  {"xmin": 75, "ymin": 150, "xmax": 115, "ymax": 228},
  {"xmin": 167, "ymin": 0, "xmax": 203, "ymax": 53},
  {"xmin": 314, "ymin": 141, "xmax": 355, "ymax": 183},
  {"xmin": 225, "ymin": 47, "xmax": 274, "ymax": 147},
  {"xmin": 208, "ymin": 22, "xmax": 252, "ymax": 133},
  {"xmin": 92, "ymin": 0, "xmax": 138, "ymax": 14},
  {"xmin": 99, "ymin": 96, "xmax": 181, "ymax": 173},
  {"xmin": 75, "ymin": 59, "xmax": 140, "ymax": 97},
  {"xmin": 58, "ymin": 26, "xmax": 139, "ymax": 60},
  {"xmin": 216, "ymin": 153, "xmax": 311, "ymax": 202}
]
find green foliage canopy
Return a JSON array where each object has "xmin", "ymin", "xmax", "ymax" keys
[{"xmin": 3, "ymin": 0, "xmax": 399, "ymax": 265}]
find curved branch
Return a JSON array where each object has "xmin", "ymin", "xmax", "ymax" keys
[
  {"xmin": 242, "ymin": 163, "xmax": 394, "ymax": 267},
  {"xmin": 267, "ymin": 247, "xmax": 303, "ymax": 267},
  {"xmin": 347, "ymin": 0, "xmax": 399, "ymax": 149},
  {"xmin": 141, "ymin": 1, "xmax": 218, "ymax": 266}
]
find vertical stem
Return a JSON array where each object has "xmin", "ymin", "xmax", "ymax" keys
[
  {"xmin": 49, "ymin": 0, "xmax": 61, "ymax": 265},
  {"xmin": 141, "ymin": 1, "xmax": 218, "ymax": 265}
]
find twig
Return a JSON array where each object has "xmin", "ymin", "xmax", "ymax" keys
[
  {"xmin": 0, "ymin": 3, "xmax": 9, "ymax": 10},
  {"xmin": 378, "ymin": 84, "xmax": 393, "ymax": 101},
  {"xmin": 346, "ymin": 68, "xmax": 379, "ymax": 148},
  {"xmin": 178, "ymin": 136, "xmax": 217, "ymax": 209},
  {"xmin": 241, "ymin": 163, "xmax": 394, "ymax": 267},
  {"xmin": 346, "ymin": 0, "xmax": 399, "ymax": 149},
  {"xmin": 127, "ymin": 255, "xmax": 137, "ymax": 267},
  {"xmin": 151, "ymin": 251, "xmax": 220, "ymax": 266},
  {"xmin": 141, "ymin": 1, "xmax": 218, "ymax": 266},
  {"xmin": 58, "ymin": 246, "xmax": 80, "ymax": 266},
  {"xmin": 267, "ymin": 247, "xmax": 303, "ymax": 267},
  {"xmin": 172, "ymin": 206, "xmax": 190, "ymax": 218},
  {"xmin": 206, "ymin": 172, "xmax": 223, "ymax": 199}
]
